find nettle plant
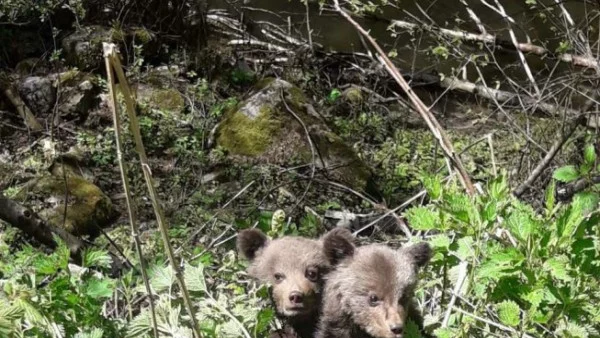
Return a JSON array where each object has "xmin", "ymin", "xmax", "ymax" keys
[
  {"xmin": 126, "ymin": 253, "xmax": 275, "ymax": 338},
  {"xmin": 0, "ymin": 238, "xmax": 120, "ymax": 337},
  {"xmin": 405, "ymin": 170, "xmax": 600, "ymax": 337}
]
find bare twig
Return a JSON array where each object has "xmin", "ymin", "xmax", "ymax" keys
[
  {"xmin": 442, "ymin": 261, "xmax": 469, "ymax": 327},
  {"xmin": 513, "ymin": 120, "xmax": 580, "ymax": 197},
  {"xmin": 332, "ymin": 0, "xmax": 475, "ymax": 196},
  {"xmin": 452, "ymin": 306, "xmax": 534, "ymax": 338}
]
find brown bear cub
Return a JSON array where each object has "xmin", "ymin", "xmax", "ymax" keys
[
  {"xmin": 317, "ymin": 228, "xmax": 432, "ymax": 338},
  {"xmin": 237, "ymin": 228, "xmax": 345, "ymax": 338}
]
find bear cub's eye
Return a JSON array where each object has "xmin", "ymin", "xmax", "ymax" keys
[
  {"xmin": 274, "ymin": 273, "xmax": 285, "ymax": 283},
  {"xmin": 305, "ymin": 267, "xmax": 319, "ymax": 282},
  {"xmin": 368, "ymin": 294, "xmax": 380, "ymax": 307}
]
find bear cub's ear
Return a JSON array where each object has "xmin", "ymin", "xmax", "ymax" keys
[
  {"xmin": 322, "ymin": 227, "xmax": 356, "ymax": 265},
  {"xmin": 237, "ymin": 229, "xmax": 269, "ymax": 261},
  {"xmin": 403, "ymin": 242, "xmax": 433, "ymax": 268}
]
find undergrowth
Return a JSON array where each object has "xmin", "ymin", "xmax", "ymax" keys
[{"xmin": 1, "ymin": 145, "xmax": 598, "ymax": 338}]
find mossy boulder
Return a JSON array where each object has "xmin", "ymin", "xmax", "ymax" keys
[
  {"xmin": 216, "ymin": 78, "xmax": 374, "ymax": 192},
  {"xmin": 61, "ymin": 26, "xmax": 114, "ymax": 70},
  {"xmin": 56, "ymin": 71, "xmax": 100, "ymax": 120},
  {"xmin": 136, "ymin": 66, "xmax": 186, "ymax": 114},
  {"xmin": 16, "ymin": 163, "xmax": 116, "ymax": 237}
]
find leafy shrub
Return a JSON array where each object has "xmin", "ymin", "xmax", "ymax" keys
[
  {"xmin": 0, "ymin": 240, "xmax": 121, "ymax": 337},
  {"xmin": 405, "ymin": 170, "xmax": 599, "ymax": 337}
]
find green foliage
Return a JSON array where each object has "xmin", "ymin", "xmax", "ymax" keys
[
  {"xmin": 0, "ymin": 0, "xmax": 83, "ymax": 23},
  {"xmin": 0, "ymin": 239, "xmax": 121, "ymax": 336},
  {"xmin": 327, "ymin": 88, "xmax": 342, "ymax": 103},
  {"xmin": 405, "ymin": 172, "xmax": 600, "ymax": 337},
  {"xmin": 553, "ymin": 142, "xmax": 599, "ymax": 183},
  {"xmin": 76, "ymin": 130, "xmax": 116, "ymax": 166}
]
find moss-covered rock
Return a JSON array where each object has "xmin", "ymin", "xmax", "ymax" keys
[
  {"xmin": 61, "ymin": 26, "xmax": 114, "ymax": 70},
  {"xmin": 216, "ymin": 77, "xmax": 374, "ymax": 192},
  {"xmin": 342, "ymin": 86, "xmax": 363, "ymax": 105},
  {"xmin": 55, "ymin": 71, "xmax": 100, "ymax": 120},
  {"xmin": 137, "ymin": 85, "xmax": 186, "ymax": 114},
  {"xmin": 16, "ymin": 163, "xmax": 116, "ymax": 237}
]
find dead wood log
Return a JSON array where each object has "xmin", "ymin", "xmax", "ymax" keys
[
  {"xmin": 557, "ymin": 176, "xmax": 600, "ymax": 201},
  {"xmin": 2, "ymin": 85, "xmax": 43, "ymax": 131},
  {"xmin": 0, "ymin": 192, "xmax": 84, "ymax": 254},
  {"xmin": 390, "ymin": 19, "xmax": 600, "ymax": 72},
  {"xmin": 0, "ymin": 193, "xmax": 127, "ymax": 274},
  {"xmin": 440, "ymin": 77, "xmax": 581, "ymax": 117}
]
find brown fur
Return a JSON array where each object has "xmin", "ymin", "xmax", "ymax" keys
[
  {"xmin": 238, "ymin": 228, "xmax": 348, "ymax": 338},
  {"xmin": 317, "ymin": 228, "xmax": 432, "ymax": 338}
]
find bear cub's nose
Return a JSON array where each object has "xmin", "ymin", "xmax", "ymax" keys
[
  {"xmin": 289, "ymin": 292, "xmax": 304, "ymax": 304},
  {"xmin": 390, "ymin": 324, "xmax": 403, "ymax": 335}
]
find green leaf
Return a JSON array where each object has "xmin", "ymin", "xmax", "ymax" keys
[
  {"xmin": 556, "ymin": 322, "xmax": 589, "ymax": 338},
  {"xmin": 422, "ymin": 175, "xmax": 443, "ymax": 200},
  {"xmin": 454, "ymin": 236, "xmax": 475, "ymax": 260},
  {"xmin": 506, "ymin": 209, "xmax": 536, "ymax": 242},
  {"xmin": 443, "ymin": 192, "xmax": 472, "ymax": 223},
  {"xmin": 83, "ymin": 249, "xmax": 112, "ymax": 269},
  {"xmin": 405, "ymin": 207, "xmax": 439, "ymax": 231},
  {"xmin": 148, "ymin": 264, "xmax": 175, "ymax": 293},
  {"xmin": 573, "ymin": 192, "xmax": 599, "ymax": 214},
  {"xmin": 13, "ymin": 299, "xmax": 44, "ymax": 326},
  {"xmin": 404, "ymin": 319, "xmax": 423, "ymax": 338},
  {"xmin": 553, "ymin": 165, "xmax": 579, "ymax": 183},
  {"xmin": 85, "ymin": 278, "xmax": 115, "ymax": 299},
  {"xmin": 482, "ymin": 201, "xmax": 497, "ymax": 222},
  {"xmin": 74, "ymin": 328, "xmax": 104, "ymax": 338},
  {"xmin": 584, "ymin": 144, "xmax": 596, "ymax": 165},
  {"xmin": 496, "ymin": 300, "xmax": 520, "ymax": 327},
  {"xmin": 545, "ymin": 180, "xmax": 556, "ymax": 213},
  {"xmin": 184, "ymin": 262, "xmax": 207, "ymax": 292},
  {"xmin": 429, "ymin": 234, "xmax": 451, "ymax": 250},
  {"xmin": 543, "ymin": 256, "xmax": 572, "ymax": 281},
  {"xmin": 488, "ymin": 174, "xmax": 509, "ymax": 201},
  {"xmin": 255, "ymin": 308, "xmax": 275, "ymax": 334},
  {"xmin": 433, "ymin": 328, "xmax": 457, "ymax": 338},
  {"xmin": 522, "ymin": 288, "xmax": 544, "ymax": 312}
]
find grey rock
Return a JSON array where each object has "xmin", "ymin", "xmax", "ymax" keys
[{"xmin": 18, "ymin": 76, "xmax": 56, "ymax": 115}]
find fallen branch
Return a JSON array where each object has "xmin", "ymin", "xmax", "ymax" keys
[
  {"xmin": 0, "ymin": 193, "xmax": 84, "ymax": 255},
  {"xmin": 513, "ymin": 120, "xmax": 581, "ymax": 197},
  {"xmin": 0, "ymin": 192, "xmax": 129, "ymax": 274},
  {"xmin": 2, "ymin": 85, "xmax": 43, "ymax": 131},
  {"xmin": 557, "ymin": 175, "xmax": 600, "ymax": 201},
  {"xmin": 332, "ymin": 1, "xmax": 475, "ymax": 196},
  {"xmin": 389, "ymin": 19, "xmax": 600, "ymax": 72},
  {"xmin": 440, "ymin": 77, "xmax": 581, "ymax": 117}
]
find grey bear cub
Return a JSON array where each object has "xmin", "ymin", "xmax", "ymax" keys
[{"xmin": 316, "ymin": 228, "xmax": 432, "ymax": 338}]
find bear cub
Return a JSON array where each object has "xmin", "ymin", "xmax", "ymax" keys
[
  {"xmin": 237, "ymin": 228, "xmax": 342, "ymax": 338},
  {"xmin": 317, "ymin": 228, "xmax": 432, "ymax": 338}
]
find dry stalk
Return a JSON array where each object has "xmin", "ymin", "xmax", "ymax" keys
[
  {"xmin": 332, "ymin": 0, "xmax": 475, "ymax": 196},
  {"xmin": 103, "ymin": 45, "xmax": 159, "ymax": 338},
  {"xmin": 102, "ymin": 43, "xmax": 203, "ymax": 338}
]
